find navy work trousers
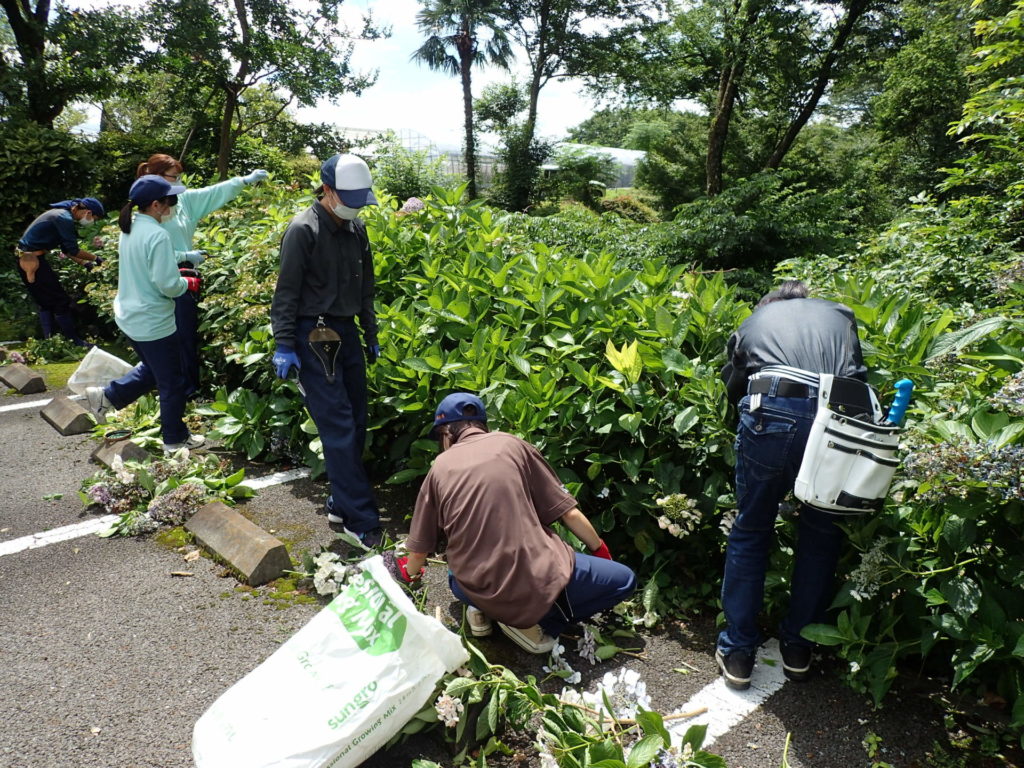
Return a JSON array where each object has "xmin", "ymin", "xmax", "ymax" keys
[
  {"xmin": 450, "ymin": 553, "xmax": 637, "ymax": 636},
  {"xmin": 16, "ymin": 253, "xmax": 72, "ymax": 313},
  {"xmin": 103, "ymin": 332, "xmax": 190, "ymax": 445},
  {"xmin": 295, "ymin": 315, "xmax": 378, "ymax": 533}
]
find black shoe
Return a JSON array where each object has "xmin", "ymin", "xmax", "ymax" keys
[
  {"xmin": 716, "ymin": 648, "xmax": 755, "ymax": 690},
  {"xmin": 780, "ymin": 641, "xmax": 812, "ymax": 681},
  {"xmin": 358, "ymin": 527, "xmax": 384, "ymax": 549}
]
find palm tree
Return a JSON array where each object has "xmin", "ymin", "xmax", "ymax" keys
[{"xmin": 412, "ymin": 0, "xmax": 511, "ymax": 199}]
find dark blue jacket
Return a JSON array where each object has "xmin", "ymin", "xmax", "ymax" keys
[{"xmin": 18, "ymin": 209, "xmax": 81, "ymax": 256}]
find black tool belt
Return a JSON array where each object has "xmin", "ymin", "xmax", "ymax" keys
[{"xmin": 748, "ymin": 377, "xmax": 815, "ymax": 398}]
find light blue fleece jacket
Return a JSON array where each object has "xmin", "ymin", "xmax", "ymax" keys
[
  {"xmin": 163, "ymin": 177, "xmax": 245, "ymax": 258},
  {"xmin": 114, "ymin": 213, "xmax": 187, "ymax": 342}
]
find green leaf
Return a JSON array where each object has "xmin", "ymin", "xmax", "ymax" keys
[
  {"xmin": 618, "ymin": 412, "xmax": 642, "ymax": 434},
  {"xmin": 673, "ymin": 406, "xmax": 699, "ymax": 435},
  {"xmin": 626, "ymin": 734, "xmax": 664, "ymax": 768},
  {"xmin": 800, "ymin": 623, "xmax": 845, "ymax": 646}
]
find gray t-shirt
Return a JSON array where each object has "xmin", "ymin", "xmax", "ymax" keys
[{"xmin": 406, "ymin": 428, "xmax": 577, "ymax": 628}]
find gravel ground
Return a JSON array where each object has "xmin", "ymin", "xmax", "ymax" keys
[{"xmin": 0, "ymin": 382, "xmax": 1017, "ymax": 768}]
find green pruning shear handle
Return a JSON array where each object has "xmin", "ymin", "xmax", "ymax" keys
[{"xmin": 884, "ymin": 379, "xmax": 914, "ymax": 426}]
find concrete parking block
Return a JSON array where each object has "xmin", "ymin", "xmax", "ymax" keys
[
  {"xmin": 40, "ymin": 395, "xmax": 94, "ymax": 435},
  {"xmin": 185, "ymin": 501, "xmax": 291, "ymax": 586},
  {"xmin": 91, "ymin": 437, "xmax": 150, "ymax": 467},
  {"xmin": 0, "ymin": 363, "xmax": 46, "ymax": 394}
]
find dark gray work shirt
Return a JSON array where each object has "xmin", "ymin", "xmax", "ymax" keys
[
  {"xmin": 721, "ymin": 297, "xmax": 867, "ymax": 404},
  {"xmin": 270, "ymin": 202, "xmax": 377, "ymax": 349}
]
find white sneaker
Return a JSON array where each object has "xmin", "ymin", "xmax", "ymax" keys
[
  {"xmin": 497, "ymin": 622, "xmax": 557, "ymax": 654},
  {"xmin": 466, "ymin": 607, "xmax": 493, "ymax": 637},
  {"xmin": 85, "ymin": 386, "xmax": 111, "ymax": 424},
  {"xmin": 163, "ymin": 433, "xmax": 206, "ymax": 455}
]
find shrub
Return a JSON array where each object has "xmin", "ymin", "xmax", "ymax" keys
[{"xmin": 599, "ymin": 194, "xmax": 661, "ymax": 223}]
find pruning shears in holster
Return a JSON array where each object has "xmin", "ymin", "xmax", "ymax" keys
[{"xmin": 307, "ymin": 315, "xmax": 341, "ymax": 384}]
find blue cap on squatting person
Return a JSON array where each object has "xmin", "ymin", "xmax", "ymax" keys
[
  {"xmin": 430, "ymin": 392, "xmax": 488, "ymax": 438},
  {"xmin": 49, "ymin": 197, "xmax": 107, "ymax": 225},
  {"xmin": 320, "ymin": 153, "xmax": 377, "ymax": 220}
]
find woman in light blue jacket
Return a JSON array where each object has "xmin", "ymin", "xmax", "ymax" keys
[
  {"xmin": 136, "ymin": 153, "xmax": 269, "ymax": 397},
  {"xmin": 85, "ymin": 175, "xmax": 204, "ymax": 454}
]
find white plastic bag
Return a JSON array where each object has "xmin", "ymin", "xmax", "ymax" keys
[
  {"xmin": 192, "ymin": 555, "xmax": 469, "ymax": 768},
  {"xmin": 794, "ymin": 374, "xmax": 901, "ymax": 515},
  {"xmin": 66, "ymin": 347, "xmax": 134, "ymax": 395}
]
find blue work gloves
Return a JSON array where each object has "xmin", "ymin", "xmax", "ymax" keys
[
  {"xmin": 181, "ymin": 249, "xmax": 207, "ymax": 266},
  {"xmin": 365, "ymin": 343, "xmax": 381, "ymax": 364},
  {"xmin": 273, "ymin": 345, "xmax": 301, "ymax": 379},
  {"xmin": 242, "ymin": 169, "xmax": 269, "ymax": 185}
]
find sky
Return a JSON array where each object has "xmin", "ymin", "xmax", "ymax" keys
[
  {"xmin": 67, "ymin": 0, "xmax": 601, "ymax": 152},
  {"xmin": 298, "ymin": 0, "xmax": 598, "ymax": 153}
]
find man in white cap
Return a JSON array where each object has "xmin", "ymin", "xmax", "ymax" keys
[{"xmin": 270, "ymin": 153, "xmax": 382, "ymax": 546}]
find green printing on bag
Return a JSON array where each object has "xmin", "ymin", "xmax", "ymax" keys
[{"xmin": 328, "ymin": 571, "xmax": 407, "ymax": 655}]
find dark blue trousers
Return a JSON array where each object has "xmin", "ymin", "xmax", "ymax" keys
[
  {"xmin": 295, "ymin": 316, "xmax": 378, "ymax": 533},
  {"xmin": 16, "ymin": 252, "xmax": 73, "ymax": 313},
  {"xmin": 450, "ymin": 553, "xmax": 637, "ymax": 636},
  {"xmin": 103, "ymin": 332, "xmax": 189, "ymax": 445},
  {"xmin": 174, "ymin": 292, "xmax": 200, "ymax": 399}
]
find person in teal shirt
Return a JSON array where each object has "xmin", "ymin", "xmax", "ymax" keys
[
  {"xmin": 136, "ymin": 153, "xmax": 269, "ymax": 397},
  {"xmin": 85, "ymin": 175, "xmax": 205, "ymax": 454}
]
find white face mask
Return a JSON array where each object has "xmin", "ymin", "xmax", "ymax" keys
[
  {"xmin": 79, "ymin": 215, "xmax": 95, "ymax": 227},
  {"xmin": 332, "ymin": 202, "xmax": 360, "ymax": 220}
]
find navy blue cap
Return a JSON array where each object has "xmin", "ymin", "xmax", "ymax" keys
[
  {"xmin": 321, "ymin": 153, "xmax": 378, "ymax": 208},
  {"xmin": 431, "ymin": 393, "xmax": 487, "ymax": 437},
  {"xmin": 129, "ymin": 174, "xmax": 186, "ymax": 207},
  {"xmin": 78, "ymin": 198, "xmax": 106, "ymax": 218}
]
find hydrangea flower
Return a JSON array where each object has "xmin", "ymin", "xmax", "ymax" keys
[
  {"xmin": 434, "ymin": 693, "xmax": 464, "ymax": 727},
  {"xmin": 399, "ymin": 197, "xmax": 425, "ymax": 214},
  {"xmin": 147, "ymin": 482, "xmax": 207, "ymax": 525}
]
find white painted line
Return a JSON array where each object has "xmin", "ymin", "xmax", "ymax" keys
[
  {"xmin": 241, "ymin": 467, "xmax": 310, "ymax": 490},
  {"xmin": 0, "ymin": 514, "xmax": 118, "ymax": 556},
  {"xmin": 0, "ymin": 467, "xmax": 312, "ymax": 558},
  {"xmin": 667, "ymin": 639, "xmax": 787, "ymax": 747},
  {"xmin": 0, "ymin": 393, "xmax": 83, "ymax": 414}
]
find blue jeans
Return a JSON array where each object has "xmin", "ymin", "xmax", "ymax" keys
[
  {"xmin": 295, "ymin": 315, "xmax": 378, "ymax": 533},
  {"xmin": 103, "ymin": 333, "xmax": 190, "ymax": 445},
  {"xmin": 450, "ymin": 553, "xmax": 637, "ymax": 636},
  {"xmin": 717, "ymin": 389, "xmax": 845, "ymax": 655}
]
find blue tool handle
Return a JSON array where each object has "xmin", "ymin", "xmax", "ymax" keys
[{"xmin": 885, "ymin": 379, "xmax": 914, "ymax": 425}]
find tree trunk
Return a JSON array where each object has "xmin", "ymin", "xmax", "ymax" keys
[
  {"xmin": 764, "ymin": 0, "xmax": 871, "ymax": 169},
  {"xmin": 1, "ymin": 0, "xmax": 57, "ymax": 125},
  {"xmin": 706, "ymin": 62, "xmax": 743, "ymax": 196},
  {"xmin": 217, "ymin": 84, "xmax": 238, "ymax": 181},
  {"xmin": 459, "ymin": 37, "xmax": 478, "ymax": 200},
  {"xmin": 704, "ymin": 0, "xmax": 760, "ymax": 196}
]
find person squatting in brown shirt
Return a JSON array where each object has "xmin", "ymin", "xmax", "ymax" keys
[{"xmin": 385, "ymin": 393, "xmax": 637, "ymax": 654}]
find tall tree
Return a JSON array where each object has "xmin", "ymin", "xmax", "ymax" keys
[
  {"xmin": 148, "ymin": 0, "xmax": 383, "ymax": 179},
  {"xmin": 495, "ymin": 0, "xmax": 663, "ymax": 208},
  {"xmin": 586, "ymin": 0, "xmax": 901, "ymax": 195},
  {"xmin": 0, "ymin": 0, "xmax": 142, "ymax": 126},
  {"xmin": 413, "ymin": 0, "xmax": 511, "ymax": 200}
]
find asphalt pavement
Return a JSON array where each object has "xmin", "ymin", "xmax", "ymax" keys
[{"xmin": 0, "ymin": 380, "xmax": 958, "ymax": 768}]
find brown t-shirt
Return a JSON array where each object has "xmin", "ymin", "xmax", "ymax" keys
[{"xmin": 405, "ymin": 428, "xmax": 577, "ymax": 628}]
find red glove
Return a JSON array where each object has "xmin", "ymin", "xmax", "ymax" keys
[
  {"xmin": 182, "ymin": 274, "xmax": 201, "ymax": 294},
  {"xmin": 383, "ymin": 551, "xmax": 423, "ymax": 583},
  {"xmin": 590, "ymin": 540, "xmax": 612, "ymax": 560}
]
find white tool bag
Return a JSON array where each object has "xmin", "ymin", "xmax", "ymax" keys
[
  {"xmin": 192, "ymin": 555, "xmax": 469, "ymax": 768},
  {"xmin": 794, "ymin": 374, "xmax": 901, "ymax": 515}
]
